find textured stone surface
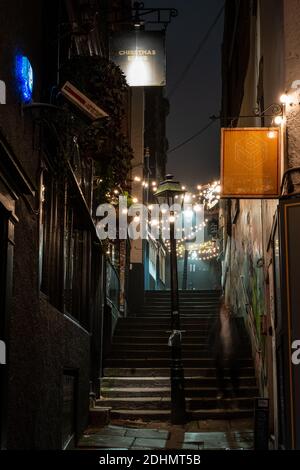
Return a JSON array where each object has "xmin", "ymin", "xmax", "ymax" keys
[
  {"xmin": 78, "ymin": 419, "xmax": 253, "ymax": 450},
  {"xmin": 133, "ymin": 438, "xmax": 168, "ymax": 449},
  {"xmin": 78, "ymin": 435, "xmax": 134, "ymax": 448},
  {"xmin": 125, "ymin": 429, "xmax": 169, "ymax": 439}
]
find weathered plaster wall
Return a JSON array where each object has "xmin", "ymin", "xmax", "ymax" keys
[
  {"xmin": 222, "ymin": 0, "xmax": 285, "ymax": 397},
  {"xmin": 284, "ymin": 0, "xmax": 300, "ymax": 187}
]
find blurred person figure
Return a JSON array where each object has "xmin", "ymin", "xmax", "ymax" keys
[{"xmin": 209, "ymin": 299, "xmax": 241, "ymax": 399}]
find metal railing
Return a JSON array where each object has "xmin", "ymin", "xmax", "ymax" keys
[{"xmin": 106, "ymin": 258, "xmax": 121, "ymax": 333}]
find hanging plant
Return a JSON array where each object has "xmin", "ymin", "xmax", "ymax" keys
[{"xmin": 58, "ymin": 55, "xmax": 133, "ymax": 204}]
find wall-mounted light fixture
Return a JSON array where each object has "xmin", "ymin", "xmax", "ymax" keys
[{"xmin": 274, "ymin": 115, "xmax": 285, "ymax": 126}]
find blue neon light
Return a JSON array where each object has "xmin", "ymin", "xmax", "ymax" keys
[{"xmin": 15, "ymin": 55, "xmax": 33, "ymax": 102}]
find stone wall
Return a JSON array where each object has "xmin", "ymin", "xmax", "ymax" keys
[
  {"xmin": 0, "ymin": 2, "xmax": 91, "ymax": 448},
  {"xmin": 222, "ymin": 0, "xmax": 300, "ymax": 442}
]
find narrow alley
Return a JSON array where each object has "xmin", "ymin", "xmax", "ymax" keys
[
  {"xmin": 1, "ymin": 0, "xmax": 300, "ymax": 460},
  {"xmin": 80, "ymin": 290, "xmax": 255, "ymax": 450}
]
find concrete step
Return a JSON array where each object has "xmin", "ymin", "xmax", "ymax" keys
[
  {"xmin": 142, "ymin": 304, "xmax": 220, "ymax": 308},
  {"xmin": 101, "ymin": 376, "xmax": 257, "ymax": 388},
  {"xmin": 144, "ymin": 296, "xmax": 220, "ymax": 305},
  {"xmin": 108, "ymin": 351, "xmax": 251, "ymax": 360},
  {"xmin": 112, "ymin": 335, "xmax": 212, "ymax": 343},
  {"xmin": 141, "ymin": 310, "xmax": 219, "ymax": 314},
  {"xmin": 113, "ymin": 333, "xmax": 212, "ymax": 340},
  {"xmin": 109, "ymin": 408, "xmax": 253, "ymax": 421},
  {"xmin": 140, "ymin": 312, "xmax": 219, "ymax": 316},
  {"xmin": 118, "ymin": 317, "xmax": 218, "ymax": 324},
  {"xmin": 117, "ymin": 318, "xmax": 215, "ymax": 324},
  {"xmin": 115, "ymin": 324, "xmax": 217, "ymax": 331},
  {"xmin": 189, "ymin": 408, "xmax": 254, "ymax": 420},
  {"xmin": 113, "ymin": 328, "xmax": 212, "ymax": 336},
  {"xmin": 103, "ymin": 367, "xmax": 255, "ymax": 378},
  {"xmin": 144, "ymin": 302, "xmax": 220, "ymax": 304},
  {"xmin": 103, "ymin": 358, "xmax": 254, "ymax": 368},
  {"xmin": 112, "ymin": 336, "xmax": 212, "ymax": 344},
  {"xmin": 110, "ymin": 342, "xmax": 250, "ymax": 352},
  {"xmin": 101, "ymin": 386, "xmax": 258, "ymax": 398},
  {"xmin": 110, "ymin": 409, "xmax": 170, "ymax": 420},
  {"xmin": 145, "ymin": 291, "xmax": 221, "ymax": 295},
  {"xmin": 97, "ymin": 396, "xmax": 255, "ymax": 410}
]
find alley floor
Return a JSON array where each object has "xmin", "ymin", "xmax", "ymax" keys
[{"xmin": 77, "ymin": 418, "xmax": 254, "ymax": 450}]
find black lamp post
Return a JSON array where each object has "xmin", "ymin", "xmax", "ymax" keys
[{"xmin": 154, "ymin": 174, "xmax": 186, "ymax": 424}]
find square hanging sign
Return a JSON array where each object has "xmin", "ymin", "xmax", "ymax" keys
[
  {"xmin": 221, "ymin": 128, "xmax": 281, "ymax": 198},
  {"xmin": 109, "ymin": 30, "xmax": 166, "ymax": 87}
]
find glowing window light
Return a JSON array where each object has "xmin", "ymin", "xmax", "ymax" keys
[{"xmin": 16, "ymin": 55, "xmax": 33, "ymax": 102}]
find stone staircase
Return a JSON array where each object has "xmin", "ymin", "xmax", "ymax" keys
[{"xmin": 98, "ymin": 290, "xmax": 257, "ymax": 421}]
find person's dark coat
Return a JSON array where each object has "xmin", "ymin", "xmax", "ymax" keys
[{"xmin": 208, "ymin": 313, "xmax": 241, "ymax": 362}]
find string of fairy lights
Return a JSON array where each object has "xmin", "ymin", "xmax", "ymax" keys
[
  {"xmin": 104, "ymin": 178, "xmax": 221, "ymax": 209},
  {"xmin": 163, "ymin": 240, "xmax": 220, "ymax": 261},
  {"xmin": 102, "ymin": 179, "xmax": 221, "ymax": 262}
]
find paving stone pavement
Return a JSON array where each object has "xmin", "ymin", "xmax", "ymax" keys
[{"xmin": 77, "ymin": 419, "xmax": 254, "ymax": 450}]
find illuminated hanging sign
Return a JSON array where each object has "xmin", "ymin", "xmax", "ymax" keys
[
  {"xmin": 221, "ymin": 128, "xmax": 281, "ymax": 198},
  {"xmin": 15, "ymin": 55, "xmax": 33, "ymax": 102},
  {"xmin": 109, "ymin": 31, "xmax": 166, "ymax": 87}
]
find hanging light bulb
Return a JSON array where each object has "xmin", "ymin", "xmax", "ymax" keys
[
  {"xmin": 274, "ymin": 115, "xmax": 284, "ymax": 125},
  {"xmin": 280, "ymin": 93, "xmax": 293, "ymax": 105}
]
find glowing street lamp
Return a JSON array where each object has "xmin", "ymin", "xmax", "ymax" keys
[{"xmin": 154, "ymin": 174, "xmax": 186, "ymax": 424}]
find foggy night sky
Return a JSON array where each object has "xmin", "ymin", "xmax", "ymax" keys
[{"xmin": 144, "ymin": 0, "xmax": 224, "ymax": 187}]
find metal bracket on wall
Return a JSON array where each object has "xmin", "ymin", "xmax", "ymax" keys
[
  {"xmin": 103, "ymin": 2, "xmax": 178, "ymax": 30},
  {"xmin": 210, "ymin": 103, "xmax": 284, "ymax": 126},
  {"xmin": 132, "ymin": 2, "xmax": 178, "ymax": 30}
]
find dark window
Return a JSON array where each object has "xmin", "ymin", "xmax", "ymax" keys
[
  {"xmin": 40, "ymin": 171, "xmax": 64, "ymax": 311},
  {"xmin": 40, "ymin": 169, "xmax": 102, "ymax": 331}
]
